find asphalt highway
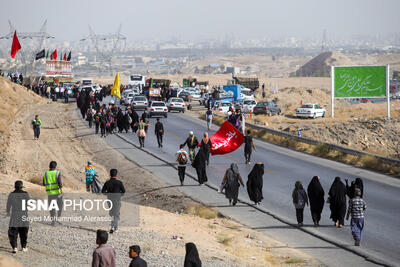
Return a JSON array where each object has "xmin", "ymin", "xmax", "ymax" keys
[{"xmin": 99, "ymin": 98, "xmax": 400, "ymax": 266}]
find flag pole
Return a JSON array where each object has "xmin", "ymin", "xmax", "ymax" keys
[
  {"xmin": 387, "ymin": 64, "xmax": 391, "ymax": 119},
  {"xmin": 331, "ymin": 66, "xmax": 335, "ymax": 118}
]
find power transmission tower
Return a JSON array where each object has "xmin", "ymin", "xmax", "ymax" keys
[
  {"xmin": 321, "ymin": 29, "xmax": 328, "ymax": 52},
  {"xmin": 0, "ymin": 20, "xmax": 55, "ymax": 74},
  {"xmin": 80, "ymin": 25, "xmax": 127, "ymax": 74}
]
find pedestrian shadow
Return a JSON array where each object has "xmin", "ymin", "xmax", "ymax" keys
[
  {"xmin": 208, "ymin": 204, "xmax": 248, "ymax": 208},
  {"xmin": 92, "ymin": 148, "xmax": 132, "ymax": 153},
  {"xmin": 252, "ymin": 224, "xmax": 338, "ymax": 230},
  {"xmin": 141, "ymin": 163, "xmax": 174, "ymax": 167},
  {"xmin": 0, "ymin": 245, "xmax": 12, "ymax": 253},
  {"xmin": 132, "ymin": 184, "xmax": 202, "ymax": 196},
  {"xmin": 74, "ymin": 133, "xmax": 96, "ymax": 138},
  {"xmin": 264, "ymin": 245, "xmax": 337, "ymax": 250}
]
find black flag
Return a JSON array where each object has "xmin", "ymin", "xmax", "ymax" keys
[
  {"xmin": 35, "ymin": 49, "xmax": 45, "ymax": 60},
  {"xmin": 67, "ymin": 51, "xmax": 71, "ymax": 61}
]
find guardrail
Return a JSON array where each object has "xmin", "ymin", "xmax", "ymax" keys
[{"xmin": 212, "ymin": 113, "xmax": 400, "ymax": 167}]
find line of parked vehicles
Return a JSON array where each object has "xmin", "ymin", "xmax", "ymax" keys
[
  {"xmin": 121, "ymin": 84, "xmax": 326, "ymax": 120},
  {"xmin": 212, "ymin": 99, "xmax": 325, "ymax": 119}
]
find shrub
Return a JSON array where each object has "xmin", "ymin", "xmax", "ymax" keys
[
  {"xmin": 313, "ymin": 143, "xmax": 332, "ymax": 157},
  {"xmin": 217, "ymin": 235, "xmax": 232, "ymax": 246},
  {"xmin": 185, "ymin": 204, "xmax": 218, "ymax": 219}
]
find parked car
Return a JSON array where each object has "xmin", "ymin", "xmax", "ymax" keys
[
  {"xmin": 296, "ymin": 104, "xmax": 326, "ymax": 118},
  {"xmin": 216, "ymin": 101, "xmax": 235, "ymax": 114},
  {"xmin": 242, "ymin": 99, "xmax": 257, "ymax": 113},
  {"xmin": 253, "ymin": 101, "xmax": 281, "ymax": 116},
  {"xmin": 131, "ymin": 96, "xmax": 148, "ymax": 110},
  {"xmin": 189, "ymin": 91, "xmax": 202, "ymax": 102},
  {"xmin": 213, "ymin": 101, "xmax": 222, "ymax": 110},
  {"xmin": 166, "ymin": 97, "xmax": 185, "ymax": 112},
  {"xmin": 234, "ymin": 99, "xmax": 245, "ymax": 111},
  {"xmin": 178, "ymin": 91, "xmax": 191, "ymax": 101},
  {"xmin": 148, "ymin": 101, "xmax": 168, "ymax": 118}
]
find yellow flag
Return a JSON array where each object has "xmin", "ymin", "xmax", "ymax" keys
[{"xmin": 111, "ymin": 72, "xmax": 121, "ymax": 99}]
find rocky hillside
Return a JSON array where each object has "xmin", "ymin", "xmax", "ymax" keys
[{"xmin": 295, "ymin": 51, "xmax": 354, "ymax": 77}]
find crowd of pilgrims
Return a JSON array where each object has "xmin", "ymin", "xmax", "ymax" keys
[
  {"xmin": 76, "ymin": 87, "xmax": 147, "ymax": 138},
  {"xmin": 292, "ymin": 176, "xmax": 364, "ymax": 227},
  {"xmin": 74, "ymin": 86, "xmax": 367, "ymax": 233},
  {"xmin": 20, "ymin": 77, "xmax": 367, "ymax": 250}
]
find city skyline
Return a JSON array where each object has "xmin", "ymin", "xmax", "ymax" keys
[{"xmin": 0, "ymin": 0, "xmax": 399, "ymax": 41}]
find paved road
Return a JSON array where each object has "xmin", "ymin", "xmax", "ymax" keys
[{"xmin": 98, "ymin": 99, "xmax": 400, "ymax": 266}]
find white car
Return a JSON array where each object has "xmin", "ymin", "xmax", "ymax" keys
[
  {"xmin": 242, "ymin": 99, "xmax": 257, "ymax": 113},
  {"xmin": 121, "ymin": 90, "xmax": 133, "ymax": 105},
  {"xmin": 166, "ymin": 97, "xmax": 185, "ymax": 112},
  {"xmin": 240, "ymin": 93, "xmax": 254, "ymax": 100},
  {"xmin": 123, "ymin": 92, "xmax": 136, "ymax": 105},
  {"xmin": 296, "ymin": 104, "xmax": 326, "ymax": 118},
  {"xmin": 131, "ymin": 96, "xmax": 148, "ymax": 110},
  {"xmin": 189, "ymin": 91, "xmax": 202, "ymax": 101},
  {"xmin": 216, "ymin": 101, "xmax": 235, "ymax": 114},
  {"xmin": 148, "ymin": 101, "xmax": 168, "ymax": 118}
]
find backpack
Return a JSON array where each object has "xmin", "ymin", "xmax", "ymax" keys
[
  {"xmin": 92, "ymin": 177, "xmax": 103, "ymax": 194},
  {"xmin": 178, "ymin": 151, "xmax": 188, "ymax": 165}
]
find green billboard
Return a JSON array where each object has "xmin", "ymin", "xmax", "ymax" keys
[{"xmin": 334, "ymin": 66, "xmax": 387, "ymax": 98}]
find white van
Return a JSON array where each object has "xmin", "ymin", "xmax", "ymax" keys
[
  {"xmin": 128, "ymin": 74, "xmax": 146, "ymax": 92},
  {"xmin": 80, "ymin": 78, "xmax": 93, "ymax": 87}
]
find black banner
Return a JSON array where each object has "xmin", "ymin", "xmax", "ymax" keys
[{"xmin": 35, "ymin": 49, "xmax": 45, "ymax": 60}]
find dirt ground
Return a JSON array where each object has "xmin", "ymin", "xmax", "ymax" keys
[{"xmin": 0, "ymin": 77, "xmax": 319, "ymax": 266}]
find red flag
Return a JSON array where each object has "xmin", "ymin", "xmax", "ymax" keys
[
  {"xmin": 201, "ymin": 121, "xmax": 244, "ymax": 155},
  {"xmin": 63, "ymin": 53, "xmax": 66, "ymax": 61},
  {"xmin": 10, "ymin": 30, "xmax": 21, "ymax": 58},
  {"xmin": 52, "ymin": 49, "xmax": 57, "ymax": 61}
]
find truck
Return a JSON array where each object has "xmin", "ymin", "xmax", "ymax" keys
[
  {"xmin": 183, "ymin": 77, "xmax": 209, "ymax": 91},
  {"xmin": 143, "ymin": 78, "xmax": 171, "ymax": 101},
  {"xmin": 183, "ymin": 77, "xmax": 196, "ymax": 87},
  {"xmin": 128, "ymin": 74, "xmax": 146, "ymax": 92},
  {"xmin": 231, "ymin": 76, "xmax": 259, "ymax": 91}
]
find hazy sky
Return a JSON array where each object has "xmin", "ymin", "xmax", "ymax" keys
[{"xmin": 0, "ymin": 0, "xmax": 399, "ymax": 41}]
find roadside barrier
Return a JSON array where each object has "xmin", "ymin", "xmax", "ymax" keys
[{"xmin": 212, "ymin": 113, "xmax": 400, "ymax": 167}]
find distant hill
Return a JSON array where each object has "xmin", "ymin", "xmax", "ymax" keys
[{"xmin": 294, "ymin": 51, "xmax": 354, "ymax": 77}]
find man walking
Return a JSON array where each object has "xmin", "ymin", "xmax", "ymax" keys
[
  {"xmin": 102, "ymin": 169, "xmax": 125, "ymax": 233},
  {"xmin": 32, "ymin": 115, "xmax": 42, "ymax": 140},
  {"xmin": 154, "ymin": 118, "xmax": 164, "ymax": 148},
  {"xmin": 244, "ymin": 130, "xmax": 257, "ymax": 165},
  {"xmin": 63, "ymin": 86, "xmax": 69, "ymax": 103},
  {"xmin": 92, "ymin": 230, "xmax": 116, "ymax": 267},
  {"xmin": 7, "ymin": 181, "xmax": 30, "ymax": 253},
  {"xmin": 43, "ymin": 161, "xmax": 63, "ymax": 226},
  {"xmin": 206, "ymin": 108, "xmax": 213, "ymax": 130},
  {"xmin": 54, "ymin": 86, "xmax": 59, "ymax": 100},
  {"xmin": 183, "ymin": 131, "xmax": 199, "ymax": 162},
  {"xmin": 262, "ymin": 83, "xmax": 265, "ymax": 99},
  {"xmin": 94, "ymin": 112, "xmax": 101, "ymax": 134},
  {"xmin": 100, "ymin": 113, "xmax": 107, "ymax": 138},
  {"xmin": 176, "ymin": 144, "xmax": 189, "ymax": 186},
  {"xmin": 346, "ymin": 188, "xmax": 367, "ymax": 246},
  {"xmin": 128, "ymin": 245, "xmax": 147, "ymax": 267},
  {"xmin": 141, "ymin": 110, "xmax": 149, "ymax": 133},
  {"xmin": 136, "ymin": 119, "xmax": 148, "ymax": 148}
]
